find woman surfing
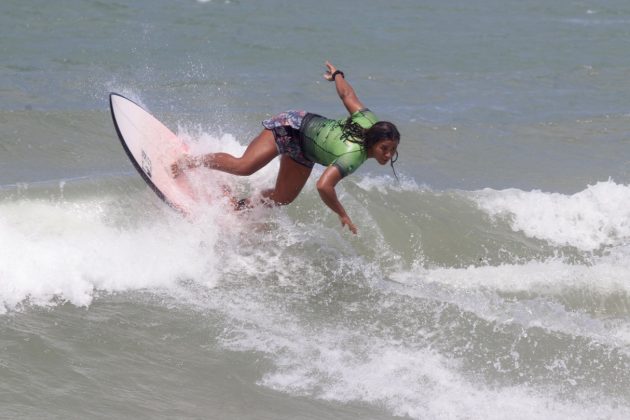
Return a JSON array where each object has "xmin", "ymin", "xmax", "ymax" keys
[{"xmin": 171, "ymin": 61, "xmax": 400, "ymax": 234}]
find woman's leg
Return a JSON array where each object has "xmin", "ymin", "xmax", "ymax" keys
[
  {"xmin": 206, "ymin": 129, "xmax": 278, "ymax": 176},
  {"xmin": 260, "ymin": 154, "xmax": 313, "ymax": 205}
]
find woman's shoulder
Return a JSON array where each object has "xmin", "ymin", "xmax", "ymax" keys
[{"xmin": 350, "ymin": 108, "xmax": 378, "ymax": 127}]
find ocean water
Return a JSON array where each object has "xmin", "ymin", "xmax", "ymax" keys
[{"xmin": 2, "ymin": 0, "xmax": 630, "ymax": 419}]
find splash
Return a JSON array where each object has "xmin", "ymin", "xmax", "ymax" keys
[{"xmin": 472, "ymin": 180, "xmax": 630, "ymax": 251}]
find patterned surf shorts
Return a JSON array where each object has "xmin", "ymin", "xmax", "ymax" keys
[{"xmin": 262, "ymin": 110, "xmax": 314, "ymax": 168}]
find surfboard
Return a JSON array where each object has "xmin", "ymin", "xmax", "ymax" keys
[{"xmin": 109, "ymin": 93, "xmax": 197, "ymax": 214}]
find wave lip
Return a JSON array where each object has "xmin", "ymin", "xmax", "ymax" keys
[{"xmin": 472, "ymin": 180, "xmax": 630, "ymax": 252}]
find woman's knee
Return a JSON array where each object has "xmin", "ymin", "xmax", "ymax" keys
[{"xmin": 261, "ymin": 189, "xmax": 297, "ymax": 206}]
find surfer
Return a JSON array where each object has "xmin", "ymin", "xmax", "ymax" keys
[{"xmin": 171, "ymin": 61, "xmax": 400, "ymax": 234}]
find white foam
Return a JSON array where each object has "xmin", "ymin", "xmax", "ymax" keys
[
  {"xmin": 219, "ymin": 302, "xmax": 629, "ymax": 420},
  {"xmin": 0, "ymin": 197, "xmax": 222, "ymax": 313},
  {"xmin": 200, "ymin": 225, "xmax": 630, "ymax": 419},
  {"xmin": 472, "ymin": 181, "xmax": 630, "ymax": 251},
  {"xmin": 401, "ymin": 252, "xmax": 630, "ymax": 296},
  {"xmin": 0, "ymin": 127, "xmax": 284, "ymax": 314},
  {"xmin": 390, "ymin": 254, "xmax": 630, "ymax": 349}
]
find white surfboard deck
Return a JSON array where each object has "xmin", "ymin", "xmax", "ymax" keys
[{"xmin": 109, "ymin": 93, "xmax": 197, "ymax": 215}]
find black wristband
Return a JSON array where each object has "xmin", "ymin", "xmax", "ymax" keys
[{"xmin": 331, "ymin": 70, "xmax": 345, "ymax": 81}]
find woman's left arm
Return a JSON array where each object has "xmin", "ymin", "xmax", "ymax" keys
[
  {"xmin": 316, "ymin": 165, "xmax": 357, "ymax": 234},
  {"xmin": 323, "ymin": 61, "xmax": 365, "ymax": 115}
]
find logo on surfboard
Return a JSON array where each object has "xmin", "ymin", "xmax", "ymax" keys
[{"xmin": 141, "ymin": 150, "xmax": 152, "ymax": 178}]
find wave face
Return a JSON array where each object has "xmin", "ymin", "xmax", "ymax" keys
[{"xmin": 2, "ymin": 119, "xmax": 629, "ymax": 418}]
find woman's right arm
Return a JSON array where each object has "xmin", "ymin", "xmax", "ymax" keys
[
  {"xmin": 316, "ymin": 164, "xmax": 358, "ymax": 234},
  {"xmin": 323, "ymin": 61, "xmax": 365, "ymax": 115}
]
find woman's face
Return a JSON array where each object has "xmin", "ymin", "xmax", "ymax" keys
[{"xmin": 370, "ymin": 138, "xmax": 399, "ymax": 165}]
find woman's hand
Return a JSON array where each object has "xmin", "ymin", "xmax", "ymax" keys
[
  {"xmin": 316, "ymin": 165, "xmax": 358, "ymax": 235},
  {"xmin": 323, "ymin": 61, "xmax": 338, "ymax": 81},
  {"xmin": 340, "ymin": 214, "xmax": 358, "ymax": 235},
  {"xmin": 322, "ymin": 60, "xmax": 364, "ymax": 114}
]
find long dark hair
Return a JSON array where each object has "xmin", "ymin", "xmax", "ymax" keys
[{"xmin": 341, "ymin": 119, "xmax": 401, "ymax": 181}]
